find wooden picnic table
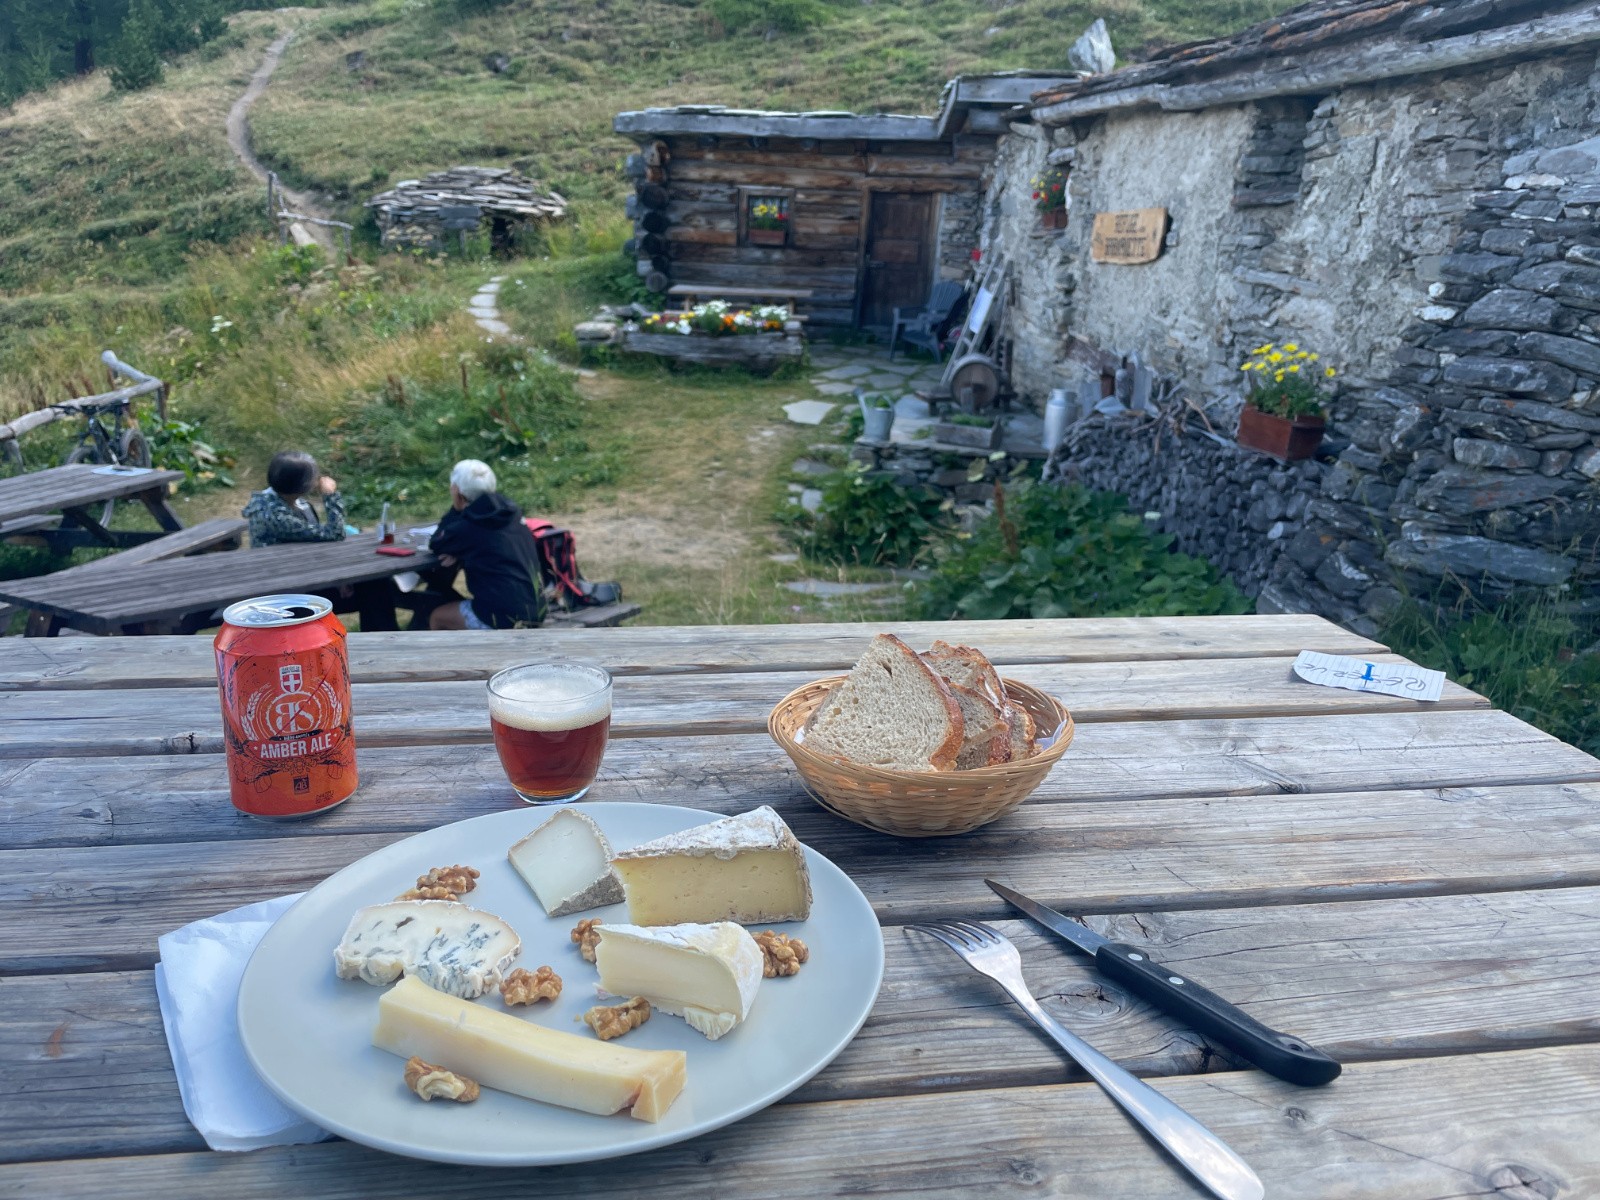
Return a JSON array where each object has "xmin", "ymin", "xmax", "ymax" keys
[
  {"xmin": 0, "ymin": 530, "xmax": 439, "ymax": 636},
  {"xmin": 0, "ymin": 463, "xmax": 185, "ymax": 550},
  {"xmin": 3, "ymin": 614, "xmax": 1598, "ymax": 1197}
]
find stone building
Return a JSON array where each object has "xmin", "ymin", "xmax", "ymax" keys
[{"xmin": 983, "ymin": 0, "xmax": 1600, "ymax": 633}]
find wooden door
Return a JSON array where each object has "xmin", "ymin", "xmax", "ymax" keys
[{"xmin": 860, "ymin": 192, "xmax": 934, "ymax": 328}]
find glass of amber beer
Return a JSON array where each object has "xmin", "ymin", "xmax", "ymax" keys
[{"xmin": 487, "ymin": 661, "xmax": 612, "ymax": 803}]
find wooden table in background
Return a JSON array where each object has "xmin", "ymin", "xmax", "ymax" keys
[
  {"xmin": 0, "ymin": 531, "xmax": 439, "ymax": 635},
  {"xmin": 3, "ymin": 615, "xmax": 1599, "ymax": 1197},
  {"xmin": 0, "ymin": 463, "xmax": 185, "ymax": 550}
]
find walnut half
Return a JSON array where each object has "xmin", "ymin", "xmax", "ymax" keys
[
  {"xmin": 403, "ymin": 1056, "xmax": 480, "ymax": 1103},
  {"xmin": 571, "ymin": 917, "xmax": 604, "ymax": 964},
  {"xmin": 395, "ymin": 885, "xmax": 458, "ymax": 901},
  {"xmin": 754, "ymin": 930, "xmax": 809, "ymax": 978},
  {"xmin": 417, "ymin": 864, "xmax": 479, "ymax": 895},
  {"xmin": 502, "ymin": 965, "xmax": 561, "ymax": 1006},
  {"xmin": 584, "ymin": 997, "xmax": 651, "ymax": 1041}
]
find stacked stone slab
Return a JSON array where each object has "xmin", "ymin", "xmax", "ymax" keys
[{"xmin": 366, "ymin": 167, "xmax": 567, "ymax": 250}]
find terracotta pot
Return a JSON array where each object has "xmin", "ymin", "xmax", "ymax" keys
[
  {"xmin": 747, "ymin": 227, "xmax": 787, "ymax": 246},
  {"xmin": 1236, "ymin": 404, "xmax": 1326, "ymax": 461},
  {"xmin": 1039, "ymin": 208, "xmax": 1068, "ymax": 230}
]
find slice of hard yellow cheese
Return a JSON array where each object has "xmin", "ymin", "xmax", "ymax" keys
[
  {"xmin": 372, "ymin": 975, "xmax": 686, "ymax": 1122},
  {"xmin": 611, "ymin": 805, "xmax": 813, "ymax": 926}
]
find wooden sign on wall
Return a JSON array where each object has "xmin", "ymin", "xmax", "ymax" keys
[{"xmin": 1090, "ymin": 208, "xmax": 1169, "ymax": 264}]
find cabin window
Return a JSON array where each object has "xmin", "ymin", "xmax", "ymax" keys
[{"xmin": 741, "ymin": 191, "xmax": 792, "ymax": 247}]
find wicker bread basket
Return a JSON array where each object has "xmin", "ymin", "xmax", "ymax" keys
[{"xmin": 768, "ymin": 675, "xmax": 1074, "ymax": 838}]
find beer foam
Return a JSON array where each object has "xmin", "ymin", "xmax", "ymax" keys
[{"xmin": 489, "ymin": 665, "xmax": 611, "ymax": 732}]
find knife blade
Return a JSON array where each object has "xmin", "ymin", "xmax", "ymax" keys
[{"xmin": 985, "ymin": 879, "xmax": 1341, "ymax": 1087}]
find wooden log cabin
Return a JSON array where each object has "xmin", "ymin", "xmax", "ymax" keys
[{"xmin": 614, "ymin": 74, "xmax": 1073, "ymax": 329}]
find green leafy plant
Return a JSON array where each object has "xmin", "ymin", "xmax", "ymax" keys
[
  {"xmin": 862, "ymin": 392, "xmax": 893, "ymax": 409},
  {"xmin": 146, "ymin": 413, "xmax": 236, "ymax": 489},
  {"xmin": 913, "ymin": 480, "xmax": 1249, "ymax": 620},
  {"xmin": 1384, "ymin": 588, "xmax": 1600, "ymax": 756},
  {"xmin": 800, "ymin": 463, "xmax": 945, "ymax": 567},
  {"xmin": 944, "ymin": 413, "xmax": 994, "ymax": 427},
  {"xmin": 1029, "ymin": 165, "xmax": 1069, "ymax": 213},
  {"xmin": 1239, "ymin": 340, "xmax": 1334, "ymax": 419}
]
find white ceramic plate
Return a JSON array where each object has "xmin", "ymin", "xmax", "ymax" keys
[{"xmin": 238, "ymin": 802, "xmax": 884, "ymax": 1166}]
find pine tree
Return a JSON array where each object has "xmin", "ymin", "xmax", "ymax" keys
[{"xmin": 108, "ymin": 0, "xmax": 163, "ymax": 91}]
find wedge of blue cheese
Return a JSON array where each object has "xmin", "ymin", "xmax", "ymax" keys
[
  {"xmin": 594, "ymin": 921, "xmax": 763, "ymax": 1041},
  {"xmin": 611, "ymin": 805, "xmax": 813, "ymax": 926},
  {"xmin": 508, "ymin": 808, "xmax": 625, "ymax": 917},
  {"xmin": 334, "ymin": 901, "xmax": 520, "ymax": 999}
]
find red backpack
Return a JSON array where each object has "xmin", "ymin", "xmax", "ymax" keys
[{"xmin": 523, "ymin": 519, "xmax": 623, "ymax": 609}]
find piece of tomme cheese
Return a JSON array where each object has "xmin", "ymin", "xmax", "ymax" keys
[
  {"xmin": 508, "ymin": 808, "xmax": 625, "ymax": 917},
  {"xmin": 334, "ymin": 901, "xmax": 520, "ymax": 999},
  {"xmin": 611, "ymin": 805, "xmax": 813, "ymax": 925},
  {"xmin": 373, "ymin": 976, "xmax": 686, "ymax": 1122},
  {"xmin": 594, "ymin": 922, "xmax": 763, "ymax": 1041}
]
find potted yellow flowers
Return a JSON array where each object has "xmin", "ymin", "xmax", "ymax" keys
[
  {"xmin": 1236, "ymin": 341, "xmax": 1335, "ymax": 460},
  {"xmin": 1031, "ymin": 166, "xmax": 1069, "ymax": 229},
  {"xmin": 747, "ymin": 199, "xmax": 789, "ymax": 246}
]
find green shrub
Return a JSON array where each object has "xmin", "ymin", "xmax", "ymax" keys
[
  {"xmin": 146, "ymin": 413, "xmax": 237, "ymax": 489},
  {"xmin": 913, "ymin": 480, "xmax": 1249, "ymax": 620},
  {"xmin": 108, "ymin": 2, "xmax": 165, "ymax": 91},
  {"xmin": 800, "ymin": 463, "xmax": 944, "ymax": 567},
  {"xmin": 1384, "ymin": 589, "xmax": 1600, "ymax": 755}
]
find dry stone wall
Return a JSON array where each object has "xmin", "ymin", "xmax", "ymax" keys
[{"xmin": 993, "ymin": 44, "xmax": 1600, "ymax": 634}]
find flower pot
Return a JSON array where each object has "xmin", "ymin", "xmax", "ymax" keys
[
  {"xmin": 862, "ymin": 405, "xmax": 895, "ymax": 442},
  {"xmin": 1039, "ymin": 208, "xmax": 1068, "ymax": 230},
  {"xmin": 1236, "ymin": 404, "xmax": 1326, "ymax": 461},
  {"xmin": 747, "ymin": 227, "xmax": 787, "ymax": 246}
]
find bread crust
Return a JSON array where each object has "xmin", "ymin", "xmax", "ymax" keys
[
  {"xmin": 926, "ymin": 640, "xmax": 1005, "ymax": 708},
  {"xmin": 882, "ymin": 634, "xmax": 965, "ymax": 771}
]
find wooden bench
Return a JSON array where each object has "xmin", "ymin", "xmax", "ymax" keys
[
  {"xmin": 10, "ymin": 518, "xmax": 248, "ymax": 636},
  {"xmin": 666, "ymin": 285, "xmax": 814, "ymax": 316},
  {"xmin": 546, "ymin": 601, "xmax": 642, "ymax": 629}
]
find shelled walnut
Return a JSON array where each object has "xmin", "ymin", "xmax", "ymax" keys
[
  {"xmin": 584, "ymin": 997, "xmax": 651, "ymax": 1041},
  {"xmin": 571, "ymin": 917, "xmax": 604, "ymax": 963},
  {"xmin": 502, "ymin": 965, "xmax": 561, "ymax": 1006},
  {"xmin": 403, "ymin": 1056, "xmax": 480, "ymax": 1103},
  {"xmin": 754, "ymin": 930, "xmax": 808, "ymax": 978},
  {"xmin": 417, "ymin": 864, "xmax": 479, "ymax": 895},
  {"xmin": 395, "ymin": 885, "xmax": 459, "ymax": 901}
]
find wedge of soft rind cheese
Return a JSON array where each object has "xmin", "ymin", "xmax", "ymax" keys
[
  {"xmin": 508, "ymin": 808, "xmax": 625, "ymax": 917},
  {"xmin": 595, "ymin": 921, "xmax": 763, "ymax": 1041},
  {"xmin": 374, "ymin": 976, "xmax": 686, "ymax": 1122},
  {"xmin": 611, "ymin": 805, "xmax": 813, "ymax": 925},
  {"xmin": 334, "ymin": 901, "xmax": 520, "ymax": 999}
]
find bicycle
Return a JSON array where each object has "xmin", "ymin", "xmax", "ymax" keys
[{"xmin": 57, "ymin": 395, "xmax": 152, "ymax": 528}]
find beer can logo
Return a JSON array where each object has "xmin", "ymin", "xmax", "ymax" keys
[{"xmin": 237, "ymin": 663, "xmax": 346, "ymax": 760}]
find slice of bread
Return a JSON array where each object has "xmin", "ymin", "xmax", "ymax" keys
[
  {"xmin": 922, "ymin": 652, "xmax": 1008, "ymax": 770},
  {"xmin": 925, "ymin": 640, "xmax": 1005, "ymax": 708},
  {"xmin": 805, "ymin": 634, "xmax": 965, "ymax": 771},
  {"xmin": 993, "ymin": 700, "xmax": 1037, "ymax": 763}
]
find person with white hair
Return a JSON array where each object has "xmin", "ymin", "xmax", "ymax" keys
[{"xmin": 425, "ymin": 459, "xmax": 546, "ymax": 630}]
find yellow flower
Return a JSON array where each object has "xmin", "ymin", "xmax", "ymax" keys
[
  {"xmin": 1274, "ymin": 370, "xmax": 1285, "ymax": 382},
  {"xmin": 1308, "ymin": 353, "xmax": 1319, "ymax": 362},
  {"xmin": 1325, "ymin": 367, "xmax": 1336, "ymax": 378},
  {"xmin": 1287, "ymin": 364, "xmax": 1300, "ymax": 373},
  {"xmin": 1294, "ymin": 350, "xmax": 1309, "ymax": 359},
  {"xmin": 1239, "ymin": 364, "xmax": 1250, "ymax": 371},
  {"xmin": 1253, "ymin": 343, "xmax": 1272, "ymax": 355},
  {"xmin": 1284, "ymin": 342, "xmax": 1299, "ymax": 352},
  {"xmin": 1268, "ymin": 352, "xmax": 1283, "ymax": 363}
]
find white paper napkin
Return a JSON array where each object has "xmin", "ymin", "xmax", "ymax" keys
[{"xmin": 155, "ymin": 893, "xmax": 332, "ymax": 1151}]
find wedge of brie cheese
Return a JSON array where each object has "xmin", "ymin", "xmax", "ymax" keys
[
  {"xmin": 594, "ymin": 921, "xmax": 763, "ymax": 1041},
  {"xmin": 334, "ymin": 901, "xmax": 520, "ymax": 999},
  {"xmin": 508, "ymin": 808, "xmax": 625, "ymax": 917},
  {"xmin": 373, "ymin": 976, "xmax": 686, "ymax": 1122},
  {"xmin": 611, "ymin": 805, "xmax": 813, "ymax": 925}
]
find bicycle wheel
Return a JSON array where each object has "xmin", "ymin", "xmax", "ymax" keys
[
  {"xmin": 120, "ymin": 427, "xmax": 152, "ymax": 469},
  {"xmin": 64, "ymin": 443, "xmax": 118, "ymax": 528}
]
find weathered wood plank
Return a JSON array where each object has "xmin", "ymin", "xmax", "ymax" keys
[
  {"xmin": 0, "ymin": 466, "xmax": 185, "ymax": 525},
  {"xmin": 4, "ymin": 1045, "xmax": 1596, "ymax": 1198},
  {"xmin": 0, "ymin": 615, "xmax": 1387, "ymax": 691},
  {"xmin": 5, "ymin": 709, "xmax": 1592, "ymax": 849},
  {"xmin": 0, "ymin": 652, "xmax": 1487, "ymax": 759},
  {"xmin": 8, "ymin": 886, "xmax": 1599, "ymax": 1163},
  {"xmin": 7, "ymin": 780, "xmax": 1600, "ymax": 973}
]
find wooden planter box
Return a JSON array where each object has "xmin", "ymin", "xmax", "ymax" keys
[
  {"xmin": 622, "ymin": 329, "xmax": 804, "ymax": 369},
  {"xmin": 932, "ymin": 420, "xmax": 1003, "ymax": 450},
  {"xmin": 1236, "ymin": 405, "xmax": 1326, "ymax": 461},
  {"xmin": 1039, "ymin": 208, "xmax": 1068, "ymax": 230},
  {"xmin": 747, "ymin": 228, "xmax": 788, "ymax": 247}
]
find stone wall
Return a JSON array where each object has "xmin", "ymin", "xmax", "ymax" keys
[{"xmin": 992, "ymin": 43, "xmax": 1600, "ymax": 632}]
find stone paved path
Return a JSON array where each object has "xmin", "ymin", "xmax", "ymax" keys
[{"xmin": 469, "ymin": 275, "xmax": 515, "ymax": 338}]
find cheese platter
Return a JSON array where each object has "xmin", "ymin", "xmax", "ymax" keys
[{"xmin": 237, "ymin": 802, "xmax": 884, "ymax": 1166}]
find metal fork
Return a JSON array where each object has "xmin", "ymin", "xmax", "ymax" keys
[{"xmin": 910, "ymin": 920, "xmax": 1264, "ymax": 1200}]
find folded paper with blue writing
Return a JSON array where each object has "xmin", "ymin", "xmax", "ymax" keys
[{"xmin": 1291, "ymin": 651, "xmax": 1445, "ymax": 703}]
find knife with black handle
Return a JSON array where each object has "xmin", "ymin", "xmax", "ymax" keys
[{"xmin": 986, "ymin": 879, "xmax": 1342, "ymax": 1087}]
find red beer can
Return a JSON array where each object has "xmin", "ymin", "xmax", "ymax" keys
[{"xmin": 214, "ymin": 594, "xmax": 358, "ymax": 819}]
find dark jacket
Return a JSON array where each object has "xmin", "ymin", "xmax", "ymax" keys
[
  {"xmin": 430, "ymin": 492, "xmax": 545, "ymax": 628},
  {"xmin": 242, "ymin": 488, "xmax": 346, "ymax": 547}
]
